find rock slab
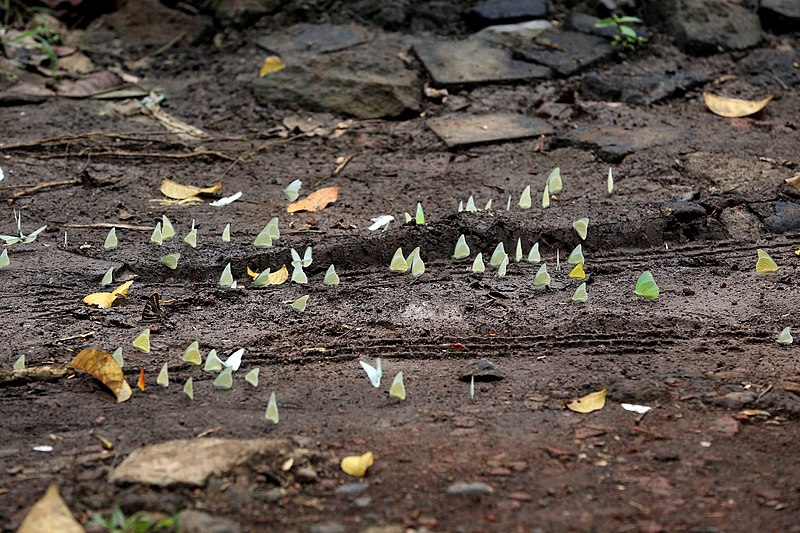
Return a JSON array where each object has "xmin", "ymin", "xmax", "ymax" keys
[
  {"xmin": 428, "ymin": 113, "xmax": 554, "ymax": 148},
  {"xmin": 109, "ymin": 438, "xmax": 293, "ymax": 487},
  {"xmin": 514, "ymin": 30, "xmax": 612, "ymax": 77},
  {"xmin": 469, "ymin": 0, "xmax": 548, "ymax": 27},
  {"xmin": 256, "ymin": 23, "xmax": 374, "ymax": 55},
  {"xmin": 566, "ymin": 125, "xmax": 685, "ymax": 162}
]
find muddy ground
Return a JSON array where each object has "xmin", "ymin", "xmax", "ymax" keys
[{"xmin": 1, "ymin": 1, "xmax": 800, "ymax": 532}]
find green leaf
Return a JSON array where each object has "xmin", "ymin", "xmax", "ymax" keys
[
  {"xmin": 616, "ymin": 16, "xmax": 643, "ymax": 24},
  {"xmin": 594, "ymin": 18, "xmax": 616, "ymax": 28},
  {"xmin": 619, "ymin": 25, "xmax": 638, "ymax": 38}
]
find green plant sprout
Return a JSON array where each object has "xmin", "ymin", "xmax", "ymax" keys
[
  {"xmin": 453, "ymin": 234, "xmax": 470, "ymax": 259},
  {"xmin": 283, "ymin": 179, "xmax": 301, "ymax": 201},
  {"xmin": 518, "ymin": 186, "xmax": 532, "ymax": 209},
  {"xmin": 87, "ymin": 505, "xmax": 176, "ymax": 533},
  {"xmin": 607, "ymin": 167, "xmax": 614, "ymax": 194},
  {"xmin": 389, "ymin": 248, "xmax": 407, "ymax": 272},
  {"xmin": 160, "ymin": 253, "xmax": 180, "ymax": 270},
  {"xmin": 266, "ymin": 391, "xmax": 279, "ymax": 423},
  {"xmin": 389, "ymin": 372, "xmax": 406, "ymax": 400},
  {"xmin": 490, "ymin": 242, "xmax": 506, "ymax": 267},
  {"xmin": 777, "ymin": 326, "xmax": 793, "ymax": 345},
  {"xmin": 527, "ymin": 243, "xmax": 540, "ymax": 263},
  {"xmin": 472, "ymin": 253, "xmax": 485, "ymax": 273},
  {"xmin": 567, "ymin": 244, "xmax": 584, "ymax": 265},
  {"xmin": 292, "ymin": 294, "xmax": 309, "ymax": 312},
  {"xmin": 515, "ymin": 238, "xmax": 523, "ymax": 262},
  {"xmin": 161, "ymin": 216, "xmax": 175, "ymax": 241},
  {"xmin": 184, "ymin": 220, "xmax": 197, "ymax": 248},
  {"xmin": 360, "ymin": 358, "xmax": 382, "ymax": 387},
  {"xmin": 104, "ymin": 227, "xmax": 118, "ymax": 250},
  {"xmin": 111, "ymin": 347, "xmax": 124, "ymax": 368},
  {"xmin": 634, "ymin": 270, "xmax": 659, "ymax": 299},
  {"xmin": 245, "ymin": 368, "xmax": 259, "ymax": 387},
  {"xmin": 541, "ymin": 184, "xmax": 550, "ymax": 208},
  {"xmin": 221, "ymin": 223, "xmax": 231, "ymax": 242},
  {"xmin": 572, "ymin": 282, "xmax": 588, "ymax": 302},
  {"xmin": 213, "ymin": 367, "xmax": 233, "ymax": 389},
  {"xmin": 13, "ymin": 354, "xmax": 25, "ymax": 370},
  {"xmin": 150, "ymin": 223, "xmax": 163, "ymax": 245},
  {"xmin": 291, "ymin": 264, "xmax": 308, "ymax": 284},
  {"xmin": 184, "ymin": 377, "xmax": 194, "ymax": 399},
  {"xmin": 0, "ymin": 24, "xmax": 60, "ymax": 77},
  {"xmin": 415, "ymin": 202, "xmax": 426, "ymax": 225},
  {"xmin": 324, "ymin": 265, "xmax": 340, "ymax": 285},
  {"xmin": 466, "ymin": 196, "xmax": 477, "ymax": 212},
  {"xmin": 533, "ymin": 263, "xmax": 550, "ymax": 287},
  {"xmin": 204, "ymin": 350, "xmax": 223, "ymax": 372},
  {"xmin": 156, "ymin": 362, "xmax": 169, "ymax": 387},
  {"xmin": 573, "ymin": 218, "xmax": 589, "ymax": 240},
  {"xmin": 595, "ymin": 14, "xmax": 648, "ymax": 49},
  {"xmin": 547, "ymin": 167, "xmax": 562, "ymax": 194},
  {"xmin": 101, "ymin": 266, "xmax": 114, "ymax": 286},
  {"xmin": 182, "ymin": 342, "xmax": 201, "ymax": 365},
  {"xmin": 219, "ymin": 263, "xmax": 234, "ymax": 289}
]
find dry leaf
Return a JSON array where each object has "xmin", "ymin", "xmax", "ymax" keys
[
  {"xmin": 55, "ymin": 70, "xmax": 125, "ymax": 98},
  {"xmin": 259, "ymin": 55, "xmax": 285, "ymax": 77},
  {"xmin": 83, "ymin": 279, "xmax": 133, "ymax": 309},
  {"xmin": 784, "ymin": 173, "xmax": 800, "ymax": 190},
  {"xmin": 70, "ymin": 348, "xmax": 132, "ymax": 403},
  {"xmin": 268, "ymin": 265, "xmax": 289, "ymax": 285},
  {"xmin": 341, "ymin": 451, "xmax": 374, "ymax": 478},
  {"xmin": 247, "ymin": 266, "xmax": 260, "ymax": 279},
  {"xmin": 160, "ymin": 178, "xmax": 222, "ymax": 200},
  {"xmin": 703, "ymin": 92, "xmax": 773, "ymax": 118},
  {"xmin": 17, "ymin": 484, "xmax": 84, "ymax": 533},
  {"xmin": 138, "ymin": 367, "xmax": 145, "ymax": 391},
  {"xmin": 287, "ymin": 186, "xmax": 340, "ymax": 213},
  {"xmin": 565, "ymin": 388, "xmax": 607, "ymax": 414}
]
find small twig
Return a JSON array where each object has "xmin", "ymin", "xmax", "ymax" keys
[
  {"xmin": 150, "ymin": 32, "xmax": 185, "ymax": 58},
  {"xmin": 57, "ymin": 330, "xmax": 95, "ymax": 342},
  {"xmin": 62, "ymin": 222, "xmax": 153, "ymax": 231},
  {"xmin": 0, "ymin": 366, "xmax": 72, "ymax": 386},
  {"xmin": 332, "ymin": 155, "xmax": 353, "ymax": 176},
  {"xmin": 34, "ymin": 150, "xmax": 236, "ymax": 161},
  {"xmin": 756, "ymin": 383, "xmax": 773, "ymax": 401},
  {"xmin": 8, "ymin": 178, "xmax": 81, "ymax": 202}
]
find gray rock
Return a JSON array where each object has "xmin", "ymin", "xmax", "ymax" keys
[
  {"xmin": 566, "ymin": 12, "xmax": 618, "ymax": 38},
  {"xmin": 109, "ymin": 438, "xmax": 293, "ymax": 487},
  {"xmin": 295, "ymin": 467, "xmax": 319, "ymax": 483},
  {"xmin": 469, "ymin": 0, "xmax": 548, "ymax": 27},
  {"xmin": 736, "ymin": 48, "xmax": 800, "ymax": 89},
  {"xmin": 764, "ymin": 201, "xmax": 800, "ymax": 234},
  {"xmin": 263, "ymin": 487, "xmax": 287, "ymax": 503},
  {"xmin": 256, "ymin": 23, "xmax": 374, "ymax": 55},
  {"xmin": 719, "ymin": 206, "xmax": 763, "ymax": 242},
  {"xmin": 759, "ymin": 0, "xmax": 800, "ymax": 33},
  {"xmin": 642, "ymin": 0, "xmax": 762, "ymax": 55},
  {"xmin": 459, "ymin": 359, "xmax": 504, "ymax": 382},
  {"xmin": 414, "ymin": 39, "xmax": 551, "ymax": 87},
  {"xmin": 713, "ymin": 391, "xmax": 756, "ymax": 410},
  {"xmin": 446, "ymin": 481, "xmax": 495, "ymax": 496},
  {"xmin": 473, "ymin": 20, "xmax": 553, "ymax": 47},
  {"xmin": 178, "ymin": 510, "xmax": 241, "ymax": 533},
  {"xmin": 428, "ymin": 113, "xmax": 554, "ymax": 148},
  {"xmin": 310, "ymin": 521, "xmax": 346, "ymax": 533},
  {"xmin": 514, "ymin": 30, "xmax": 612, "ymax": 77},
  {"xmin": 565, "ymin": 125, "xmax": 685, "ymax": 163},
  {"xmin": 208, "ymin": 0, "xmax": 283, "ymax": 27},
  {"xmin": 335, "ymin": 483, "xmax": 369, "ymax": 495},
  {"xmin": 252, "ymin": 36, "xmax": 421, "ymax": 119}
]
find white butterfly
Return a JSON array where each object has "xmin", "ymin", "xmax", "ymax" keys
[
  {"xmin": 368, "ymin": 215, "xmax": 394, "ymax": 231},
  {"xmin": 222, "ymin": 348, "xmax": 244, "ymax": 371},
  {"xmin": 0, "ymin": 210, "xmax": 46, "ymax": 244},
  {"xmin": 210, "ymin": 191, "xmax": 242, "ymax": 206},
  {"xmin": 291, "ymin": 246, "xmax": 312, "ymax": 268},
  {"xmin": 359, "ymin": 357, "xmax": 382, "ymax": 388}
]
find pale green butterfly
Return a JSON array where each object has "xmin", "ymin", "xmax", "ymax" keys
[
  {"xmin": 245, "ymin": 368, "xmax": 259, "ymax": 387},
  {"xmin": 518, "ymin": 185, "xmax": 531, "ymax": 209},
  {"xmin": 101, "ymin": 266, "xmax": 114, "ymax": 286},
  {"xmin": 324, "ymin": 265, "xmax": 340, "ymax": 285},
  {"xmin": 490, "ymin": 242, "xmax": 506, "ymax": 267},
  {"xmin": 634, "ymin": 271, "xmax": 659, "ymax": 300},
  {"xmin": 265, "ymin": 391, "xmax": 279, "ymax": 423},
  {"xmin": 183, "ymin": 341, "xmax": 201, "ymax": 365},
  {"xmin": 183, "ymin": 377, "xmax": 194, "ymax": 400},
  {"xmin": 161, "ymin": 216, "xmax": 175, "ymax": 241},
  {"xmin": 572, "ymin": 282, "xmax": 588, "ymax": 302},
  {"xmin": 415, "ymin": 202, "xmax": 425, "ymax": 225},
  {"xmin": 547, "ymin": 167, "xmax": 562, "ymax": 194},
  {"xmin": 204, "ymin": 349, "xmax": 223, "ymax": 372},
  {"xmin": 150, "ymin": 222, "xmax": 163, "ymax": 245},
  {"xmin": 104, "ymin": 227, "xmax": 118, "ymax": 251},
  {"xmin": 283, "ymin": 179, "xmax": 302, "ymax": 201},
  {"xmin": 389, "ymin": 372, "xmax": 406, "ymax": 400},
  {"xmin": 389, "ymin": 248, "xmax": 407, "ymax": 272},
  {"xmin": 471, "ymin": 252, "xmax": 485, "ymax": 273},
  {"xmin": 777, "ymin": 326, "xmax": 793, "ymax": 345},
  {"xmin": 567, "ymin": 244, "xmax": 584, "ymax": 265},
  {"xmin": 465, "ymin": 196, "xmax": 477, "ymax": 212},
  {"xmin": 160, "ymin": 253, "xmax": 180, "ymax": 270},
  {"xmin": 573, "ymin": 218, "xmax": 589, "ymax": 241},
  {"xmin": 292, "ymin": 295, "xmax": 309, "ymax": 312},
  {"xmin": 541, "ymin": 184, "xmax": 550, "ymax": 208},
  {"xmin": 360, "ymin": 357, "xmax": 381, "ymax": 388},
  {"xmin": 157, "ymin": 362, "xmax": 169, "ymax": 387},
  {"xmin": 219, "ymin": 263, "xmax": 234, "ymax": 289},
  {"xmin": 533, "ymin": 263, "xmax": 550, "ymax": 287},
  {"xmin": 453, "ymin": 234, "xmax": 470, "ymax": 260},
  {"xmin": 213, "ymin": 367, "xmax": 233, "ymax": 389}
]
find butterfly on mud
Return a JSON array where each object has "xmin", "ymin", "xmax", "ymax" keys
[{"xmin": 141, "ymin": 291, "xmax": 166, "ymax": 323}]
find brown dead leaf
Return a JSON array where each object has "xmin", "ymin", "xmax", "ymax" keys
[
  {"xmin": 703, "ymin": 92, "xmax": 773, "ymax": 118},
  {"xmin": 17, "ymin": 484, "xmax": 83, "ymax": 533},
  {"xmin": 784, "ymin": 173, "xmax": 800, "ymax": 191},
  {"xmin": 160, "ymin": 178, "xmax": 222, "ymax": 200},
  {"xmin": 55, "ymin": 70, "xmax": 125, "ymax": 98},
  {"xmin": 564, "ymin": 389, "xmax": 607, "ymax": 413},
  {"xmin": 259, "ymin": 55, "xmax": 285, "ymax": 77},
  {"xmin": 70, "ymin": 348, "xmax": 132, "ymax": 403},
  {"xmin": 56, "ymin": 52, "xmax": 94, "ymax": 75},
  {"xmin": 287, "ymin": 186, "xmax": 340, "ymax": 213}
]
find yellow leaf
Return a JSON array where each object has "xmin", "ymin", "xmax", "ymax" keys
[
  {"xmin": 160, "ymin": 177, "xmax": 222, "ymax": 200},
  {"xmin": 287, "ymin": 185, "xmax": 340, "ymax": 213},
  {"xmin": 17, "ymin": 484, "xmax": 84, "ymax": 533},
  {"xmin": 341, "ymin": 451, "xmax": 374, "ymax": 478},
  {"xmin": 703, "ymin": 92, "xmax": 773, "ymax": 118},
  {"xmin": 83, "ymin": 279, "xmax": 133, "ymax": 308},
  {"xmin": 565, "ymin": 388, "xmax": 607, "ymax": 413},
  {"xmin": 247, "ymin": 266, "xmax": 260, "ymax": 279},
  {"xmin": 69, "ymin": 348, "xmax": 132, "ymax": 403},
  {"xmin": 259, "ymin": 55, "xmax": 285, "ymax": 77},
  {"xmin": 268, "ymin": 265, "xmax": 289, "ymax": 285}
]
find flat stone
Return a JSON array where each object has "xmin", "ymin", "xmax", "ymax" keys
[
  {"xmin": 759, "ymin": 0, "xmax": 800, "ymax": 33},
  {"xmin": 713, "ymin": 391, "xmax": 756, "ymax": 410},
  {"xmin": 334, "ymin": 482, "xmax": 369, "ymax": 495},
  {"xmin": 256, "ymin": 23, "xmax": 374, "ymax": 55},
  {"xmin": 764, "ymin": 201, "xmax": 800, "ymax": 234},
  {"xmin": 565, "ymin": 125, "xmax": 685, "ymax": 162},
  {"xmin": 109, "ymin": 438, "xmax": 293, "ymax": 487},
  {"xmin": 210, "ymin": 0, "xmax": 283, "ymax": 26},
  {"xmin": 736, "ymin": 48, "xmax": 800, "ymax": 89},
  {"xmin": 178, "ymin": 510, "xmax": 241, "ymax": 533},
  {"xmin": 252, "ymin": 36, "xmax": 421, "ymax": 119},
  {"xmin": 514, "ymin": 30, "xmax": 612, "ymax": 77},
  {"xmin": 459, "ymin": 359, "xmax": 504, "ymax": 382},
  {"xmin": 566, "ymin": 12, "xmax": 618, "ymax": 38},
  {"xmin": 414, "ymin": 39, "xmax": 551, "ymax": 87},
  {"xmin": 682, "ymin": 151, "xmax": 788, "ymax": 196},
  {"xmin": 473, "ymin": 20, "xmax": 553, "ymax": 47},
  {"xmin": 310, "ymin": 521, "xmax": 346, "ymax": 533},
  {"xmin": 469, "ymin": 0, "xmax": 548, "ymax": 27},
  {"xmin": 642, "ymin": 0, "xmax": 762, "ymax": 55},
  {"xmin": 428, "ymin": 113, "xmax": 554, "ymax": 148},
  {"xmin": 446, "ymin": 481, "xmax": 495, "ymax": 496}
]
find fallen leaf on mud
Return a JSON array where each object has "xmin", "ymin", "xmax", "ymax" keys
[
  {"xmin": 703, "ymin": 92, "xmax": 773, "ymax": 118},
  {"xmin": 56, "ymin": 52, "xmax": 94, "ymax": 75},
  {"xmin": 341, "ymin": 451, "xmax": 374, "ymax": 478},
  {"xmin": 736, "ymin": 409, "xmax": 771, "ymax": 419},
  {"xmin": 259, "ymin": 55, "xmax": 285, "ymax": 77},
  {"xmin": 83, "ymin": 279, "xmax": 133, "ymax": 308},
  {"xmin": 784, "ymin": 173, "xmax": 800, "ymax": 190},
  {"xmin": 160, "ymin": 178, "xmax": 222, "ymax": 200},
  {"xmin": 564, "ymin": 389, "xmax": 607, "ymax": 413},
  {"xmin": 0, "ymin": 81, "xmax": 56, "ymax": 104},
  {"xmin": 287, "ymin": 186, "xmax": 340, "ymax": 213},
  {"xmin": 268, "ymin": 265, "xmax": 289, "ymax": 285},
  {"xmin": 69, "ymin": 348, "xmax": 132, "ymax": 403},
  {"xmin": 55, "ymin": 70, "xmax": 125, "ymax": 98},
  {"xmin": 138, "ymin": 368, "xmax": 145, "ymax": 391},
  {"xmin": 17, "ymin": 484, "xmax": 83, "ymax": 533}
]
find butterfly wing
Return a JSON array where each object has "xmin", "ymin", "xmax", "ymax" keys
[{"xmin": 142, "ymin": 292, "xmax": 165, "ymax": 322}]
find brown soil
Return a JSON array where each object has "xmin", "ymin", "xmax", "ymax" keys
[{"xmin": 1, "ymin": 2, "xmax": 799, "ymax": 532}]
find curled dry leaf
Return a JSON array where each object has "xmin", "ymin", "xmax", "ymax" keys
[
  {"xmin": 259, "ymin": 55, "xmax": 285, "ymax": 77},
  {"xmin": 268, "ymin": 265, "xmax": 289, "ymax": 285},
  {"xmin": 341, "ymin": 451, "xmax": 374, "ymax": 478},
  {"xmin": 784, "ymin": 173, "xmax": 800, "ymax": 191},
  {"xmin": 70, "ymin": 348, "xmax": 132, "ymax": 403},
  {"xmin": 564, "ymin": 388, "xmax": 607, "ymax": 414},
  {"xmin": 703, "ymin": 92, "xmax": 773, "ymax": 118},
  {"xmin": 83, "ymin": 279, "xmax": 133, "ymax": 309},
  {"xmin": 160, "ymin": 178, "xmax": 222, "ymax": 200},
  {"xmin": 287, "ymin": 186, "xmax": 340, "ymax": 213},
  {"xmin": 17, "ymin": 484, "xmax": 83, "ymax": 533}
]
